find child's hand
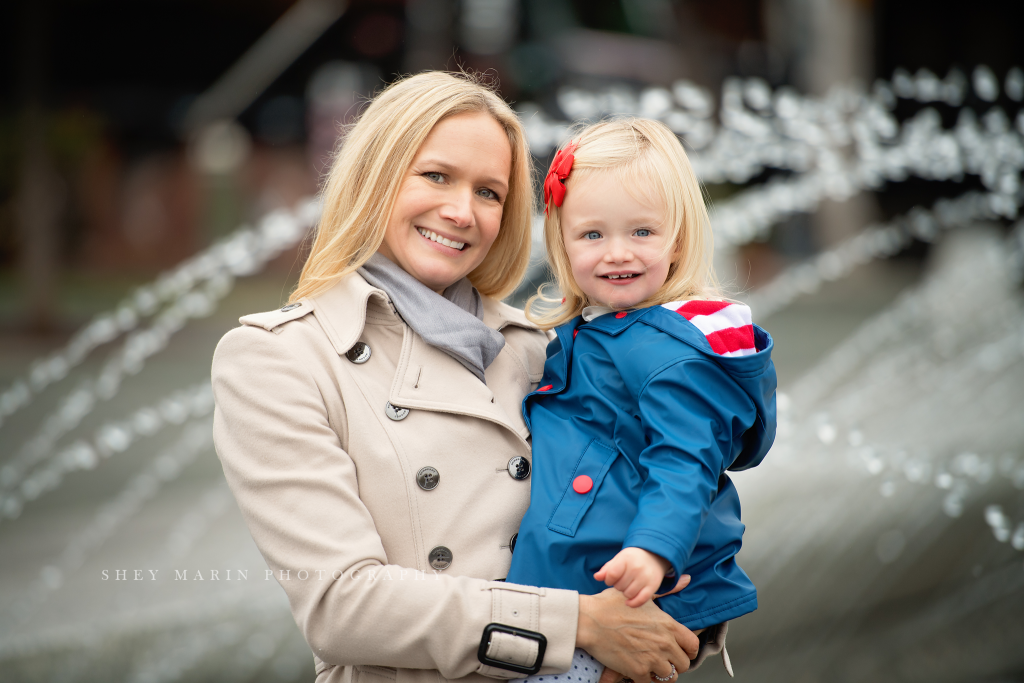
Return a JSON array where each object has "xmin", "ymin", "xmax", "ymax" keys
[{"xmin": 593, "ymin": 547, "xmax": 672, "ymax": 607}]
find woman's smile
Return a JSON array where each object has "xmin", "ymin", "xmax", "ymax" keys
[{"xmin": 415, "ymin": 226, "xmax": 467, "ymax": 251}]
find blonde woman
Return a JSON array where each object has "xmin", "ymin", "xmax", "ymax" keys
[{"xmin": 211, "ymin": 72, "xmax": 698, "ymax": 683}]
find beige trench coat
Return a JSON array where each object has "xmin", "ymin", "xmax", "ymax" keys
[{"xmin": 211, "ymin": 272, "xmax": 579, "ymax": 683}]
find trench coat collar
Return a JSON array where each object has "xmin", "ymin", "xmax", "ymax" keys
[
  {"xmin": 310, "ymin": 272, "xmax": 535, "ymax": 356},
  {"xmin": 310, "ymin": 272, "xmax": 537, "ymax": 444}
]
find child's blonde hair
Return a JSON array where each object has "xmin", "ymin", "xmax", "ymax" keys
[
  {"xmin": 291, "ymin": 71, "xmax": 535, "ymax": 302},
  {"xmin": 527, "ymin": 117, "xmax": 718, "ymax": 328}
]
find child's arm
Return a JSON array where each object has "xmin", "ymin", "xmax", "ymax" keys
[
  {"xmin": 624, "ymin": 359, "xmax": 759, "ymax": 589},
  {"xmin": 593, "ymin": 547, "xmax": 672, "ymax": 607}
]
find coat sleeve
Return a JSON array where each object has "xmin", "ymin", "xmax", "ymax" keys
[
  {"xmin": 211, "ymin": 325, "xmax": 578, "ymax": 679},
  {"xmin": 623, "ymin": 358, "xmax": 758, "ymax": 585}
]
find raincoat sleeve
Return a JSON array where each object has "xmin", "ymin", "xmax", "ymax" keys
[{"xmin": 624, "ymin": 358, "xmax": 759, "ymax": 585}]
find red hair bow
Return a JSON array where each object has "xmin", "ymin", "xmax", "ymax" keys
[{"xmin": 543, "ymin": 140, "xmax": 579, "ymax": 215}]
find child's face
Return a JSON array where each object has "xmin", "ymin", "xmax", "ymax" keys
[{"xmin": 560, "ymin": 169, "xmax": 675, "ymax": 310}]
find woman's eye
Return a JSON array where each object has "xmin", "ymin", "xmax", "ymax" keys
[
  {"xmin": 424, "ymin": 171, "xmax": 444, "ymax": 183},
  {"xmin": 477, "ymin": 188, "xmax": 499, "ymax": 200},
  {"xmin": 584, "ymin": 231, "xmax": 602, "ymax": 240},
  {"xmin": 635, "ymin": 228, "xmax": 651, "ymax": 237}
]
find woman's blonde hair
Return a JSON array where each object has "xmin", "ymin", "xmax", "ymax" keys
[
  {"xmin": 527, "ymin": 117, "xmax": 718, "ymax": 328},
  {"xmin": 290, "ymin": 71, "xmax": 535, "ymax": 302}
]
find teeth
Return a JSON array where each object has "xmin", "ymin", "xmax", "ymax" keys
[
  {"xmin": 606, "ymin": 274, "xmax": 636, "ymax": 279},
  {"xmin": 418, "ymin": 228, "xmax": 465, "ymax": 250}
]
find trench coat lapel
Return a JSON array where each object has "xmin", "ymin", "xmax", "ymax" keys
[
  {"xmin": 391, "ymin": 328, "xmax": 531, "ymax": 444},
  {"xmin": 312, "ymin": 273, "xmax": 533, "ymax": 445}
]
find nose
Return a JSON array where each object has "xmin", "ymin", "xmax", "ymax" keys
[
  {"xmin": 437, "ymin": 186, "xmax": 474, "ymax": 229},
  {"xmin": 603, "ymin": 236, "xmax": 634, "ymax": 263}
]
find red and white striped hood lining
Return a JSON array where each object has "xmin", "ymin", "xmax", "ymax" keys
[{"xmin": 661, "ymin": 300, "xmax": 757, "ymax": 357}]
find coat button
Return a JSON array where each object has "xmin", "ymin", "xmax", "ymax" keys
[
  {"xmin": 615, "ymin": 311, "xmax": 627, "ymax": 319},
  {"xmin": 507, "ymin": 456, "xmax": 531, "ymax": 480},
  {"xmin": 346, "ymin": 342, "xmax": 371, "ymax": 364},
  {"xmin": 509, "ymin": 533, "xmax": 517, "ymax": 553},
  {"xmin": 280, "ymin": 303, "xmax": 301, "ymax": 312},
  {"xmin": 385, "ymin": 402, "xmax": 409, "ymax": 421},
  {"xmin": 428, "ymin": 546, "xmax": 452, "ymax": 570},
  {"xmin": 573, "ymin": 475, "xmax": 593, "ymax": 494},
  {"xmin": 416, "ymin": 466, "xmax": 440, "ymax": 490}
]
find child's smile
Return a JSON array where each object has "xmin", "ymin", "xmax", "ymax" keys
[
  {"xmin": 560, "ymin": 169, "xmax": 675, "ymax": 310},
  {"xmin": 601, "ymin": 271, "xmax": 640, "ymax": 281}
]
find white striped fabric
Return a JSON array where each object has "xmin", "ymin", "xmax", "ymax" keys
[{"xmin": 661, "ymin": 300, "xmax": 757, "ymax": 357}]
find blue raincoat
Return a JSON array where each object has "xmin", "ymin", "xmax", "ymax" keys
[{"xmin": 505, "ymin": 305, "xmax": 776, "ymax": 629}]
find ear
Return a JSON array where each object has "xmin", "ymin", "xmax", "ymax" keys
[{"xmin": 667, "ymin": 234, "xmax": 684, "ymax": 267}]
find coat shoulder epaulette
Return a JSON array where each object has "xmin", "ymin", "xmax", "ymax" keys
[{"xmin": 239, "ymin": 300, "xmax": 313, "ymax": 332}]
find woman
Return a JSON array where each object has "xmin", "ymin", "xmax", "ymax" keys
[{"xmin": 211, "ymin": 72, "xmax": 698, "ymax": 683}]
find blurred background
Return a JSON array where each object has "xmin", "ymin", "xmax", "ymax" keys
[{"xmin": 2, "ymin": 0, "xmax": 1024, "ymax": 681}]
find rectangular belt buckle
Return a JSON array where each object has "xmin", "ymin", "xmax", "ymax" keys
[{"xmin": 477, "ymin": 623, "xmax": 548, "ymax": 676}]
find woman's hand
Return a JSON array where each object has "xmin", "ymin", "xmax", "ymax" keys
[
  {"xmin": 598, "ymin": 667, "xmax": 626, "ymax": 683},
  {"xmin": 653, "ymin": 574, "xmax": 691, "ymax": 599},
  {"xmin": 576, "ymin": 585, "xmax": 699, "ymax": 683},
  {"xmin": 598, "ymin": 668, "xmax": 627, "ymax": 683}
]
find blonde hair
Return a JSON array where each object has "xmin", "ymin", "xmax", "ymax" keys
[
  {"xmin": 290, "ymin": 71, "xmax": 535, "ymax": 302},
  {"xmin": 527, "ymin": 117, "xmax": 718, "ymax": 328}
]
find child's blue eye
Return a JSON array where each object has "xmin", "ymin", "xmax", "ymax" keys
[
  {"xmin": 585, "ymin": 231, "xmax": 601, "ymax": 240},
  {"xmin": 635, "ymin": 229, "xmax": 651, "ymax": 237}
]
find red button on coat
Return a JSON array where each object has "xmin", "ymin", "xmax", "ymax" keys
[
  {"xmin": 572, "ymin": 475, "xmax": 593, "ymax": 494},
  {"xmin": 615, "ymin": 311, "xmax": 627, "ymax": 319},
  {"xmin": 573, "ymin": 329, "xmax": 579, "ymax": 338},
  {"xmin": 538, "ymin": 385, "xmax": 553, "ymax": 392}
]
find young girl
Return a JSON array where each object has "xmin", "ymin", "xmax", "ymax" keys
[{"xmin": 505, "ymin": 118, "xmax": 776, "ymax": 680}]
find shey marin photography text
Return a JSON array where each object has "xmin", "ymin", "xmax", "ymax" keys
[{"xmin": 100, "ymin": 567, "xmax": 451, "ymax": 582}]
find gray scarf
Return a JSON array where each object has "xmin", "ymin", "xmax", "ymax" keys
[{"xmin": 358, "ymin": 253, "xmax": 506, "ymax": 383}]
